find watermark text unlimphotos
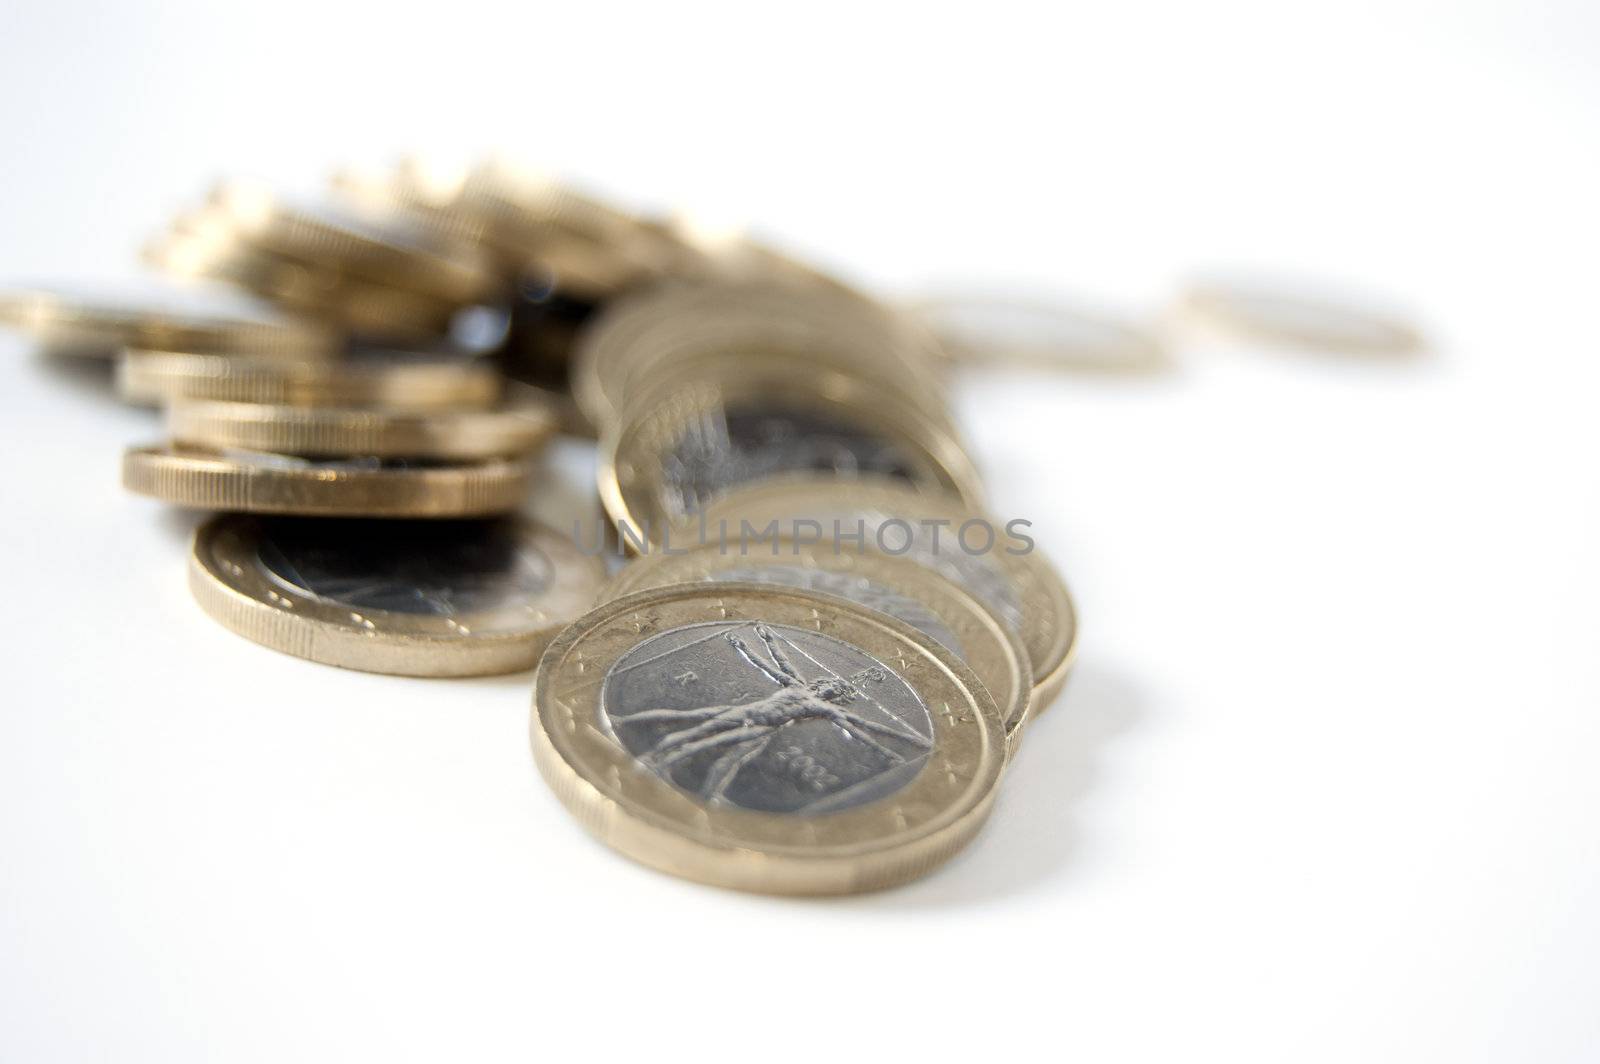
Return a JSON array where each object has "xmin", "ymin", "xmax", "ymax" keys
[{"xmin": 572, "ymin": 512, "xmax": 1035, "ymax": 558}]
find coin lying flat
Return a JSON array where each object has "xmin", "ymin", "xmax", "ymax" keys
[
  {"xmin": 166, "ymin": 388, "xmax": 559, "ymax": 460},
  {"xmin": 694, "ymin": 475, "xmax": 1078, "ymax": 713},
  {"xmin": 531, "ymin": 582, "xmax": 1007, "ymax": 894},
  {"xmin": 599, "ymin": 366, "xmax": 982, "ymax": 542},
  {"xmin": 190, "ymin": 514, "xmax": 603, "ymax": 676},
  {"xmin": 601, "ymin": 542, "xmax": 1034, "ymax": 742},
  {"xmin": 911, "ymin": 292, "xmax": 1170, "ymax": 374},
  {"xmin": 0, "ymin": 287, "xmax": 337, "ymax": 360},
  {"xmin": 122, "ymin": 444, "xmax": 530, "ymax": 517},
  {"xmin": 1179, "ymin": 277, "xmax": 1424, "ymax": 355},
  {"xmin": 117, "ymin": 350, "xmax": 500, "ymax": 410}
]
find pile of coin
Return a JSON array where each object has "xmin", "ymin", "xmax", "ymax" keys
[{"xmin": 5, "ymin": 157, "xmax": 1423, "ymax": 895}]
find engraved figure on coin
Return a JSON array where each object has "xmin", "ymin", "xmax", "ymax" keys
[{"xmin": 602, "ymin": 621, "xmax": 935, "ymax": 814}]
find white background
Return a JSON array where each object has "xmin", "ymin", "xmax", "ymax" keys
[{"xmin": 2, "ymin": 1, "xmax": 1598, "ymax": 1060}]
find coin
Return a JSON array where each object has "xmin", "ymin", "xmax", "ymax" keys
[
  {"xmin": 208, "ymin": 180, "xmax": 504, "ymax": 306},
  {"xmin": 598, "ymin": 365, "xmax": 983, "ymax": 541},
  {"xmin": 0, "ymin": 286, "xmax": 337, "ymax": 360},
  {"xmin": 693, "ymin": 475, "xmax": 1078, "ymax": 712},
  {"xmin": 147, "ymin": 217, "xmax": 467, "ymax": 340},
  {"xmin": 122, "ymin": 444, "xmax": 530, "ymax": 517},
  {"xmin": 601, "ymin": 542, "xmax": 1034, "ymax": 742},
  {"xmin": 165, "ymin": 388, "xmax": 559, "ymax": 460},
  {"xmin": 190, "ymin": 514, "xmax": 603, "ymax": 676},
  {"xmin": 117, "ymin": 350, "xmax": 500, "ymax": 410},
  {"xmin": 910, "ymin": 291, "xmax": 1170, "ymax": 374},
  {"xmin": 530, "ymin": 582, "xmax": 1007, "ymax": 893},
  {"xmin": 571, "ymin": 280, "xmax": 946, "ymax": 430},
  {"xmin": 1179, "ymin": 277, "xmax": 1424, "ymax": 355}
]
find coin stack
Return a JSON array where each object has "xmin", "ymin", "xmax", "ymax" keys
[{"xmin": 3, "ymin": 158, "xmax": 1082, "ymax": 895}]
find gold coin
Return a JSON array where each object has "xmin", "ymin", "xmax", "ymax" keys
[
  {"xmin": 530, "ymin": 582, "xmax": 1007, "ymax": 894},
  {"xmin": 0, "ymin": 287, "xmax": 337, "ymax": 360},
  {"xmin": 910, "ymin": 292, "xmax": 1170, "ymax": 374},
  {"xmin": 165, "ymin": 388, "xmax": 558, "ymax": 460},
  {"xmin": 122, "ymin": 444, "xmax": 530, "ymax": 517},
  {"xmin": 601, "ymin": 542, "xmax": 1033, "ymax": 742},
  {"xmin": 572, "ymin": 280, "xmax": 946, "ymax": 430},
  {"xmin": 694, "ymin": 475, "xmax": 1078, "ymax": 712},
  {"xmin": 598, "ymin": 365, "xmax": 983, "ymax": 542},
  {"xmin": 147, "ymin": 219, "xmax": 465, "ymax": 340},
  {"xmin": 1179, "ymin": 277, "xmax": 1424, "ymax": 355},
  {"xmin": 337, "ymin": 158, "xmax": 692, "ymax": 301},
  {"xmin": 117, "ymin": 350, "xmax": 500, "ymax": 410},
  {"xmin": 191, "ymin": 514, "xmax": 603, "ymax": 676},
  {"xmin": 208, "ymin": 180, "xmax": 503, "ymax": 306}
]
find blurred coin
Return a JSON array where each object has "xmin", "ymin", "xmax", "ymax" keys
[
  {"xmin": 911, "ymin": 291, "xmax": 1169, "ymax": 374},
  {"xmin": 599, "ymin": 365, "xmax": 982, "ymax": 541},
  {"xmin": 165, "ymin": 386, "xmax": 558, "ymax": 460},
  {"xmin": 571, "ymin": 280, "xmax": 946, "ymax": 430},
  {"xmin": 117, "ymin": 350, "xmax": 500, "ymax": 410},
  {"xmin": 530, "ymin": 582, "xmax": 1007, "ymax": 893},
  {"xmin": 190, "ymin": 514, "xmax": 603, "ymax": 676},
  {"xmin": 0, "ymin": 286, "xmax": 337, "ymax": 360},
  {"xmin": 602, "ymin": 543, "xmax": 1033, "ymax": 742},
  {"xmin": 1179, "ymin": 276, "xmax": 1425, "ymax": 355},
  {"xmin": 122, "ymin": 444, "xmax": 529, "ymax": 516},
  {"xmin": 147, "ymin": 215, "xmax": 467, "ymax": 341},
  {"xmin": 209, "ymin": 180, "xmax": 503, "ymax": 306},
  {"xmin": 694, "ymin": 475, "xmax": 1078, "ymax": 712}
]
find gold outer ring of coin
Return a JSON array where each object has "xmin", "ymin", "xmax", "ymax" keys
[
  {"xmin": 598, "ymin": 365, "xmax": 984, "ymax": 542},
  {"xmin": 0, "ymin": 288, "xmax": 338, "ymax": 360},
  {"xmin": 600, "ymin": 541, "xmax": 1034, "ymax": 744},
  {"xmin": 165, "ymin": 390, "xmax": 559, "ymax": 460},
  {"xmin": 123, "ymin": 444, "xmax": 531, "ymax": 517},
  {"xmin": 907, "ymin": 293, "xmax": 1171, "ymax": 374},
  {"xmin": 1178, "ymin": 281, "xmax": 1424, "ymax": 355},
  {"xmin": 530, "ymin": 582, "xmax": 1008, "ymax": 894},
  {"xmin": 190, "ymin": 514, "xmax": 605, "ymax": 677},
  {"xmin": 117, "ymin": 350, "xmax": 501, "ymax": 410},
  {"xmin": 693, "ymin": 474, "xmax": 1078, "ymax": 713},
  {"xmin": 571, "ymin": 280, "xmax": 948, "ymax": 430}
]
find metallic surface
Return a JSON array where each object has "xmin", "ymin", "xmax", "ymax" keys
[
  {"xmin": 601, "ymin": 542, "xmax": 1034, "ymax": 741},
  {"xmin": 694, "ymin": 475, "xmax": 1078, "ymax": 713},
  {"xmin": 122, "ymin": 444, "xmax": 530, "ymax": 517},
  {"xmin": 530, "ymin": 582, "xmax": 1006, "ymax": 894},
  {"xmin": 165, "ymin": 389, "xmax": 558, "ymax": 459},
  {"xmin": 190, "ymin": 515, "xmax": 603, "ymax": 676}
]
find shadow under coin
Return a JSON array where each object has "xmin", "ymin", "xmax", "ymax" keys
[{"xmin": 839, "ymin": 660, "xmax": 1147, "ymax": 909}]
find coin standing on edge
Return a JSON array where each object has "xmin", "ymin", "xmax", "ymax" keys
[
  {"xmin": 694, "ymin": 475, "xmax": 1079, "ymax": 713},
  {"xmin": 531, "ymin": 582, "xmax": 1008, "ymax": 894},
  {"xmin": 601, "ymin": 542, "xmax": 1034, "ymax": 743},
  {"xmin": 122, "ymin": 444, "xmax": 531, "ymax": 517},
  {"xmin": 165, "ymin": 388, "xmax": 559, "ymax": 460},
  {"xmin": 191, "ymin": 515, "xmax": 604, "ymax": 676},
  {"xmin": 599, "ymin": 367, "xmax": 983, "ymax": 542},
  {"xmin": 117, "ymin": 350, "xmax": 501, "ymax": 410}
]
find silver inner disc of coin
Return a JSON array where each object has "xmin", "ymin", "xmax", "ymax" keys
[
  {"xmin": 600, "ymin": 620, "xmax": 934, "ymax": 814},
  {"xmin": 708, "ymin": 565, "xmax": 966, "ymax": 659},
  {"xmin": 251, "ymin": 518, "xmax": 553, "ymax": 628},
  {"xmin": 661, "ymin": 405, "xmax": 920, "ymax": 517}
]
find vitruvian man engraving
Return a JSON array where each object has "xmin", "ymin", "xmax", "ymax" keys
[{"xmin": 603, "ymin": 621, "xmax": 935, "ymax": 814}]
